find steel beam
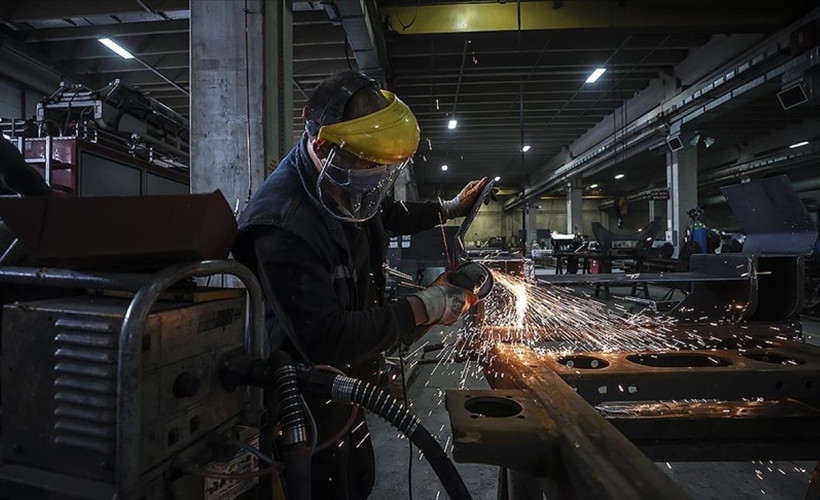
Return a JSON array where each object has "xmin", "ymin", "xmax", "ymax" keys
[
  {"xmin": 504, "ymin": 8, "xmax": 820, "ymax": 211},
  {"xmin": 332, "ymin": 0, "xmax": 390, "ymax": 82},
  {"xmin": 453, "ymin": 344, "xmax": 692, "ymax": 499},
  {"xmin": 22, "ymin": 19, "xmax": 189, "ymax": 43},
  {"xmin": 466, "ymin": 342, "xmax": 820, "ymax": 467},
  {"xmin": 74, "ymin": 53, "xmax": 189, "ymax": 75},
  {"xmin": 381, "ymin": 1, "xmax": 795, "ymax": 35},
  {"xmin": 2, "ymin": 0, "xmax": 189, "ymax": 22},
  {"xmin": 44, "ymin": 33, "xmax": 189, "ymax": 61},
  {"xmin": 265, "ymin": 0, "xmax": 295, "ymax": 173}
]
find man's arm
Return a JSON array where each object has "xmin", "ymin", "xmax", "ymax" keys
[
  {"xmin": 380, "ymin": 197, "xmax": 443, "ymax": 236},
  {"xmin": 381, "ymin": 177, "xmax": 491, "ymax": 236},
  {"xmin": 251, "ymin": 226, "xmax": 417, "ymax": 366}
]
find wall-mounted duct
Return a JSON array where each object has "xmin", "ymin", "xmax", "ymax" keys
[{"xmin": 325, "ymin": 0, "xmax": 390, "ymax": 83}]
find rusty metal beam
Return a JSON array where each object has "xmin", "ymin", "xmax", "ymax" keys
[
  {"xmin": 529, "ymin": 341, "xmax": 820, "ymax": 406},
  {"xmin": 473, "ymin": 343, "xmax": 691, "ymax": 499},
  {"xmin": 381, "ymin": 1, "xmax": 795, "ymax": 36}
]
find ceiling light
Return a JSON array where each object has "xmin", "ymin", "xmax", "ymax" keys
[
  {"xmin": 448, "ymin": 119, "xmax": 458, "ymax": 130},
  {"xmin": 703, "ymin": 137, "xmax": 716, "ymax": 148},
  {"xmin": 441, "ymin": 164, "xmax": 449, "ymax": 171},
  {"xmin": 789, "ymin": 141, "xmax": 809, "ymax": 148},
  {"xmin": 585, "ymin": 68, "xmax": 606, "ymax": 83},
  {"xmin": 589, "ymin": 183, "xmax": 599, "ymax": 189},
  {"xmin": 494, "ymin": 176, "xmax": 501, "ymax": 182},
  {"xmin": 522, "ymin": 145, "xmax": 531, "ymax": 152},
  {"xmin": 614, "ymin": 173, "xmax": 625, "ymax": 180},
  {"xmin": 98, "ymin": 38, "xmax": 134, "ymax": 59}
]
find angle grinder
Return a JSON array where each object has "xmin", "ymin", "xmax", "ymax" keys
[{"xmin": 448, "ymin": 261, "xmax": 493, "ymax": 298}]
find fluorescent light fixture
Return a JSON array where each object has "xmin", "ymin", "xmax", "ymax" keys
[
  {"xmin": 448, "ymin": 119, "xmax": 458, "ymax": 130},
  {"xmin": 98, "ymin": 38, "xmax": 134, "ymax": 59},
  {"xmin": 589, "ymin": 183, "xmax": 599, "ymax": 189},
  {"xmin": 614, "ymin": 173, "xmax": 625, "ymax": 180},
  {"xmin": 441, "ymin": 164, "xmax": 449, "ymax": 171},
  {"xmin": 493, "ymin": 176, "xmax": 501, "ymax": 182},
  {"xmin": 789, "ymin": 141, "xmax": 809, "ymax": 149},
  {"xmin": 522, "ymin": 145, "xmax": 531, "ymax": 152},
  {"xmin": 585, "ymin": 67, "xmax": 606, "ymax": 83}
]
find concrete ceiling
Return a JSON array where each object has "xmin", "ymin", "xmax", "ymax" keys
[{"xmin": 0, "ymin": 0, "xmax": 356, "ymax": 122}]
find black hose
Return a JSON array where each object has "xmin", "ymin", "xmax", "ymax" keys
[
  {"xmin": 274, "ymin": 363, "xmax": 306, "ymax": 447},
  {"xmin": 270, "ymin": 351, "xmax": 311, "ymax": 500},
  {"xmin": 330, "ymin": 375, "xmax": 472, "ymax": 500}
]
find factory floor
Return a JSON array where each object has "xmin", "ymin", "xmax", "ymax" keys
[{"xmin": 368, "ymin": 277, "xmax": 818, "ymax": 499}]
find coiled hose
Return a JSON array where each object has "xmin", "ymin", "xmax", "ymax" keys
[
  {"xmin": 300, "ymin": 368, "xmax": 472, "ymax": 500},
  {"xmin": 271, "ymin": 352, "xmax": 311, "ymax": 500}
]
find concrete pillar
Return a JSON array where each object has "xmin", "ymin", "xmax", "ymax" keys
[
  {"xmin": 567, "ymin": 178, "xmax": 583, "ymax": 234},
  {"xmin": 190, "ymin": 0, "xmax": 293, "ymax": 213},
  {"xmin": 525, "ymin": 202, "xmax": 538, "ymax": 247},
  {"xmin": 648, "ymin": 199, "xmax": 656, "ymax": 222},
  {"xmin": 190, "ymin": 0, "xmax": 266, "ymax": 210},
  {"xmin": 393, "ymin": 168, "xmax": 412, "ymax": 202},
  {"xmin": 265, "ymin": 0, "xmax": 294, "ymax": 171},
  {"xmin": 666, "ymin": 146, "xmax": 698, "ymax": 248}
]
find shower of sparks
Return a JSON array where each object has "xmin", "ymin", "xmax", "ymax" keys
[{"xmin": 458, "ymin": 269, "xmax": 685, "ymax": 359}]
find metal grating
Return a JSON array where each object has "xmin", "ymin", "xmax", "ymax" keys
[{"xmin": 51, "ymin": 317, "xmax": 118, "ymax": 455}]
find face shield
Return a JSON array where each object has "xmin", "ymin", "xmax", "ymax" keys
[
  {"xmin": 314, "ymin": 90, "xmax": 419, "ymax": 223},
  {"xmin": 316, "ymin": 146, "xmax": 410, "ymax": 222}
]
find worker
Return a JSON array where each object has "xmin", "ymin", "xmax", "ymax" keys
[{"xmin": 232, "ymin": 71, "xmax": 487, "ymax": 499}]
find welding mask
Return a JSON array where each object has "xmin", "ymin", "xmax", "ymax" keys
[
  {"xmin": 316, "ymin": 146, "xmax": 409, "ymax": 222},
  {"xmin": 312, "ymin": 87, "xmax": 419, "ymax": 222}
]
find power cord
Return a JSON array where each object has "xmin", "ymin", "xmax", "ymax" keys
[{"xmin": 398, "ymin": 344, "xmax": 413, "ymax": 500}]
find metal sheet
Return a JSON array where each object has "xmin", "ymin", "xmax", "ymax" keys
[
  {"xmin": 0, "ymin": 191, "xmax": 237, "ymax": 270},
  {"xmin": 453, "ymin": 178, "xmax": 496, "ymax": 264},
  {"xmin": 720, "ymin": 175, "xmax": 818, "ymax": 255}
]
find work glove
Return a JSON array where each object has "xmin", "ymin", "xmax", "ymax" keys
[
  {"xmin": 412, "ymin": 271, "xmax": 479, "ymax": 326},
  {"xmin": 440, "ymin": 177, "xmax": 491, "ymax": 220}
]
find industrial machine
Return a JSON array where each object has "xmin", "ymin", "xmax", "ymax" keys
[
  {"xmin": 1, "ymin": 80, "xmax": 189, "ymax": 197},
  {"xmin": 0, "ymin": 192, "xmax": 475, "ymax": 499},
  {"xmin": 446, "ymin": 175, "xmax": 820, "ymax": 499}
]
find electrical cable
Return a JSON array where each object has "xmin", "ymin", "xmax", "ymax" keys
[
  {"xmin": 222, "ymin": 438, "xmax": 278, "ymax": 465},
  {"xmin": 242, "ymin": 0, "xmax": 254, "ymax": 206},
  {"xmin": 399, "ymin": 345, "xmax": 413, "ymax": 500},
  {"xmin": 299, "ymin": 394, "xmax": 319, "ymax": 455},
  {"xmin": 301, "ymin": 370, "xmax": 472, "ymax": 499},
  {"xmin": 344, "ymin": 35, "xmax": 354, "ymax": 71},
  {"xmin": 393, "ymin": 0, "xmax": 421, "ymax": 30}
]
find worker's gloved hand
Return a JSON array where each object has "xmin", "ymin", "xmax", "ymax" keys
[
  {"xmin": 440, "ymin": 177, "xmax": 489, "ymax": 220},
  {"xmin": 412, "ymin": 271, "xmax": 479, "ymax": 326}
]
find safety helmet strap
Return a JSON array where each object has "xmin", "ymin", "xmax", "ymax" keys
[{"xmin": 304, "ymin": 73, "xmax": 380, "ymax": 137}]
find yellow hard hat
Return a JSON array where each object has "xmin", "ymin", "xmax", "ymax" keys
[{"xmin": 317, "ymin": 90, "xmax": 420, "ymax": 165}]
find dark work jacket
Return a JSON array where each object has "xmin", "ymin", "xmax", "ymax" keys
[{"xmin": 233, "ymin": 137, "xmax": 442, "ymax": 368}]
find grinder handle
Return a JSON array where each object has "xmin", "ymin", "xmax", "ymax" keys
[{"xmin": 448, "ymin": 271, "xmax": 476, "ymax": 292}]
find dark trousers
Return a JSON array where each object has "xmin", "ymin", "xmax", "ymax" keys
[{"xmin": 306, "ymin": 393, "xmax": 375, "ymax": 499}]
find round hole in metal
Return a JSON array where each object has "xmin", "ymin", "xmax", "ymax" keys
[
  {"xmin": 557, "ymin": 355, "xmax": 609, "ymax": 369},
  {"xmin": 740, "ymin": 351, "xmax": 804, "ymax": 366},
  {"xmin": 626, "ymin": 353, "xmax": 732, "ymax": 368},
  {"xmin": 464, "ymin": 396, "xmax": 523, "ymax": 418}
]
